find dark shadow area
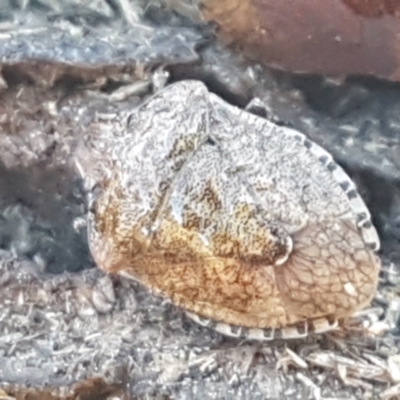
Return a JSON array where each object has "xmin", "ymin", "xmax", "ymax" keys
[
  {"xmin": 0, "ymin": 160, "xmax": 93, "ymax": 273},
  {"xmin": 288, "ymin": 73, "xmax": 400, "ymax": 120}
]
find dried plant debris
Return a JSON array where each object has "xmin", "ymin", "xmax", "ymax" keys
[{"xmin": 0, "ymin": 1, "xmax": 399, "ymax": 399}]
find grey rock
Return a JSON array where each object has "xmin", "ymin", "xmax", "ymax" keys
[{"xmin": 0, "ymin": 1, "xmax": 398, "ymax": 399}]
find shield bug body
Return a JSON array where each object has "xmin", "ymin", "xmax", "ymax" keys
[{"xmin": 77, "ymin": 80, "xmax": 381, "ymax": 340}]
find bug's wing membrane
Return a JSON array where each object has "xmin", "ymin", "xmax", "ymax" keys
[{"xmin": 273, "ymin": 220, "xmax": 380, "ymax": 319}]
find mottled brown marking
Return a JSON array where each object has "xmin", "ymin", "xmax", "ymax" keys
[
  {"xmin": 200, "ymin": 179, "xmax": 223, "ymax": 211},
  {"xmin": 89, "ymin": 180, "xmax": 151, "ymax": 274},
  {"xmin": 183, "ymin": 210, "xmax": 203, "ymax": 230},
  {"xmin": 92, "ymin": 180, "xmax": 121, "ymax": 237},
  {"xmin": 169, "ymin": 136, "xmax": 197, "ymax": 159},
  {"xmin": 92, "ymin": 199, "xmax": 379, "ymax": 329}
]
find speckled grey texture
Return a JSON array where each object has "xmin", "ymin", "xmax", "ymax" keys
[
  {"xmin": 171, "ymin": 45, "xmax": 400, "ymax": 263},
  {"xmin": 0, "ymin": 1, "xmax": 399, "ymax": 399},
  {"xmin": 0, "ymin": 2, "xmax": 202, "ymax": 67}
]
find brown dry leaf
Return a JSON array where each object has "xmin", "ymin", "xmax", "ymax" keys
[{"xmin": 1, "ymin": 378, "xmax": 124, "ymax": 400}]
